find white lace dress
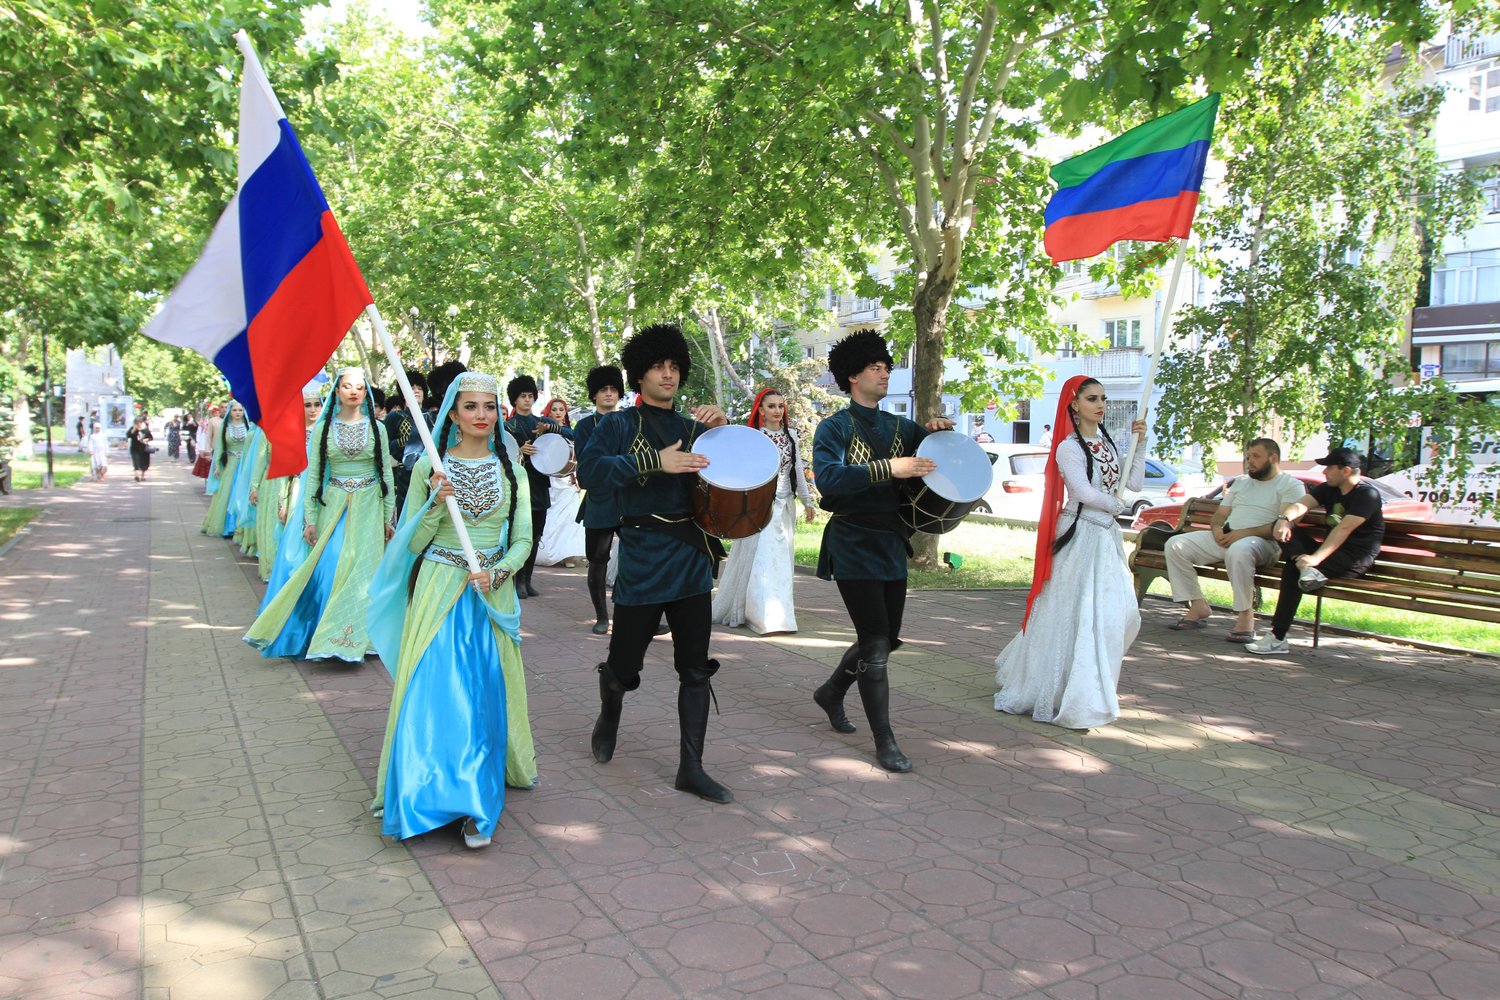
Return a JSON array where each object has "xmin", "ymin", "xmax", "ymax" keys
[
  {"xmin": 711, "ymin": 428, "xmax": 815, "ymax": 634},
  {"xmin": 536, "ymin": 475, "xmax": 586, "ymax": 565},
  {"xmin": 994, "ymin": 433, "xmax": 1145, "ymax": 729}
]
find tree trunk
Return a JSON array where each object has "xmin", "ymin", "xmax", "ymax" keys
[{"xmin": 908, "ymin": 273, "xmax": 956, "ymax": 570}]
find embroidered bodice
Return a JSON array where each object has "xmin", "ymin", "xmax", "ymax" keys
[
  {"xmin": 226, "ymin": 421, "xmax": 248, "ymax": 455},
  {"xmin": 447, "ymin": 455, "xmax": 504, "ymax": 525},
  {"xmin": 334, "ymin": 418, "xmax": 369, "ymax": 458},
  {"xmin": 764, "ymin": 427, "xmax": 813, "ymax": 505},
  {"xmin": 1056, "ymin": 432, "xmax": 1146, "ymax": 528}
]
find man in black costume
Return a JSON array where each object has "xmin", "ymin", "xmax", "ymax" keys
[
  {"xmin": 576, "ymin": 324, "xmax": 733, "ymax": 803},
  {"xmin": 505, "ymin": 374, "xmax": 571, "ymax": 598},
  {"xmin": 572, "ymin": 364, "xmax": 624, "ymax": 635},
  {"xmin": 810, "ymin": 328, "xmax": 951, "ymax": 772}
]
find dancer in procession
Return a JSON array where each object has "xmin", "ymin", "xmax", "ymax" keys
[
  {"xmin": 505, "ymin": 375, "xmax": 570, "ymax": 598},
  {"xmin": 535, "ymin": 397, "xmax": 586, "ymax": 569},
  {"xmin": 573, "ymin": 366, "xmax": 624, "ymax": 635},
  {"xmin": 200, "ymin": 401, "xmax": 255, "ymax": 536},
  {"xmin": 810, "ymin": 329, "xmax": 952, "ymax": 773},
  {"xmin": 229, "ymin": 426, "xmax": 265, "ymax": 558},
  {"xmin": 577, "ymin": 324, "xmax": 734, "ymax": 803},
  {"xmin": 251, "ymin": 382, "xmax": 325, "ymax": 582},
  {"xmin": 244, "ymin": 367, "xmax": 394, "ymax": 663},
  {"xmin": 993, "ymin": 376, "xmax": 1146, "ymax": 730},
  {"xmin": 712, "ymin": 387, "xmax": 816, "ymax": 634},
  {"xmin": 367, "ymin": 370, "xmax": 537, "ymax": 849},
  {"xmin": 384, "ymin": 369, "xmax": 428, "ymax": 515}
]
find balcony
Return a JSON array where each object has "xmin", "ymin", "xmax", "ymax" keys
[
  {"xmin": 1080, "ymin": 349, "xmax": 1145, "ymax": 379},
  {"xmin": 1445, "ymin": 34, "xmax": 1500, "ymax": 67}
]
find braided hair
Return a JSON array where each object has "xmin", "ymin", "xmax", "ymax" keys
[
  {"xmin": 218, "ymin": 403, "xmax": 245, "ymax": 472},
  {"xmin": 1052, "ymin": 378, "xmax": 1119, "ymax": 556},
  {"xmin": 312, "ymin": 373, "xmax": 388, "ymax": 508}
]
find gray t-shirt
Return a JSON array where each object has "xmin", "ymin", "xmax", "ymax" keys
[{"xmin": 1223, "ymin": 471, "xmax": 1306, "ymax": 530}]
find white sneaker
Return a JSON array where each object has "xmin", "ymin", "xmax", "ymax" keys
[
  {"xmin": 462, "ymin": 818, "xmax": 491, "ymax": 849},
  {"xmin": 1298, "ymin": 567, "xmax": 1328, "ymax": 593},
  {"xmin": 1245, "ymin": 635, "xmax": 1291, "ymax": 655}
]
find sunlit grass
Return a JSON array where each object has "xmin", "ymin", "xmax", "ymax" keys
[
  {"xmin": 11, "ymin": 451, "xmax": 90, "ymax": 490},
  {"xmin": 0, "ymin": 507, "xmax": 41, "ymax": 547}
]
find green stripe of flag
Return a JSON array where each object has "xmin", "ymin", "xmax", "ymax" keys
[{"xmin": 1050, "ymin": 94, "xmax": 1221, "ymax": 189}]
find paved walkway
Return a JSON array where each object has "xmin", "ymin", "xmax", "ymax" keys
[{"xmin": 3, "ymin": 461, "xmax": 1499, "ymax": 999}]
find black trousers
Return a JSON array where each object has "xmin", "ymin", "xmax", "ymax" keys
[
  {"xmin": 522, "ymin": 506, "xmax": 548, "ymax": 577},
  {"xmin": 185, "ymin": 438, "xmax": 196, "ymax": 461},
  {"xmin": 585, "ymin": 527, "xmax": 616, "ymax": 567},
  {"xmin": 605, "ymin": 592, "xmax": 714, "ymax": 690},
  {"xmin": 835, "ymin": 578, "xmax": 907, "ymax": 658},
  {"xmin": 1270, "ymin": 527, "xmax": 1373, "ymax": 639}
]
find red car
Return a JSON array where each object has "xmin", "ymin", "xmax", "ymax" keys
[{"xmin": 1131, "ymin": 471, "xmax": 1435, "ymax": 529}]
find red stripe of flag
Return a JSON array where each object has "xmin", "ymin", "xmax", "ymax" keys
[{"xmin": 1042, "ymin": 191, "xmax": 1201, "ymax": 264}]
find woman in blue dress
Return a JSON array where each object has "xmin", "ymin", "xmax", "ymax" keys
[{"xmin": 367, "ymin": 371, "xmax": 535, "ymax": 848}]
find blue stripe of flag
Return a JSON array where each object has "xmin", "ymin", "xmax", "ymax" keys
[
  {"xmin": 238, "ymin": 119, "xmax": 331, "ymax": 325},
  {"xmin": 213, "ymin": 331, "xmax": 260, "ymax": 421},
  {"xmin": 1044, "ymin": 140, "xmax": 1210, "ymax": 226}
]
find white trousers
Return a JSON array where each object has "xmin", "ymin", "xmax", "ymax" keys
[{"xmin": 1164, "ymin": 530, "xmax": 1281, "ymax": 612}]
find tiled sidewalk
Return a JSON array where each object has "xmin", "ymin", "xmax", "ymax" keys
[{"xmin": 3, "ymin": 462, "xmax": 1499, "ymax": 999}]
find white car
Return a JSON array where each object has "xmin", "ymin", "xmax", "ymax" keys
[{"xmin": 974, "ymin": 444, "xmax": 1212, "ymax": 521}]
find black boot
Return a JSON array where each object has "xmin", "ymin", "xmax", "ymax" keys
[
  {"xmin": 588, "ymin": 562, "xmax": 609, "ymax": 635},
  {"xmin": 674, "ymin": 682, "xmax": 733, "ymax": 804},
  {"xmin": 813, "ymin": 644, "xmax": 860, "ymax": 733},
  {"xmin": 515, "ymin": 568, "xmax": 530, "ymax": 599},
  {"xmin": 524, "ymin": 573, "xmax": 541, "ymax": 598},
  {"xmin": 856, "ymin": 658, "xmax": 912, "ymax": 773},
  {"xmin": 591, "ymin": 665, "xmax": 625, "ymax": 763}
]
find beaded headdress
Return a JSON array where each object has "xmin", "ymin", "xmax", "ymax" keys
[{"xmin": 455, "ymin": 371, "xmax": 499, "ymax": 396}]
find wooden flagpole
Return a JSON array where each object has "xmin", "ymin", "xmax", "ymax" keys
[{"xmin": 1118, "ymin": 239, "xmax": 1189, "ymax": 496}]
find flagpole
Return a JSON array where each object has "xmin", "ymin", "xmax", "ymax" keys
[
  {"xmin": 1118, "ymin": 239, "xmax": 1189, "ymax": 496},
  {"xmin": 365, "ymin": 303, "xmax": 483, "ymax": 576}
]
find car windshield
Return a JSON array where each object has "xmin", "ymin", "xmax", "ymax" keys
[{"xmin": 1010, "ymin": 453, "xmax": 1049, "ymax": 475}]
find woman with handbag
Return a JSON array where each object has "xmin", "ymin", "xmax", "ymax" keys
[
  {"xmin": 126, "ymin": 416, "xmax": 155, "ymax": 483},
  {"xmin": 992, "ymin": 376, "xmax": 1146, "ymax": 730}
]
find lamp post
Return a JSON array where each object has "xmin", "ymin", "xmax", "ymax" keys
[{"xmin": 41, "ymin": 328, "xmax": 54, "ymax": 488}]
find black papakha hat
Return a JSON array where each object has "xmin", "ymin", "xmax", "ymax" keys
[
  {"xmin": 621, "ymin": 323, "xmax": 692, "ymax": 392},
  {"xmin": 586, "ymin": 364, "xmax": 625, "ymax": 402},
  {"xmin": 506, "ymin": 374, "xmax": 540, "ymax": 405},
  {"xmin": 427, "ymin": 362, "xmax": 467, "ymax": 404},
  {"xmin": 404, "ymin": 368, "xmax": 428, "ymax": 394},
  {"xmin": 827, "ymin": 328, "xmax": 895, "ymax": 393}
]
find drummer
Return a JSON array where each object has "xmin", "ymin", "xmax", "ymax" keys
[
  {"xmin": 575, "ymin": 323, "xmax": 734, "ymax": 804},
  {"xmin": 810, "ymin": 328, "xmax": 953, "ymax": 773},
  {"xmin": 573, "ymin": 365, "xmax": 625, "ymax": 635},
  {"xmin": 506, "ymin": 374, "xmax": 572, "ymax": 599}
]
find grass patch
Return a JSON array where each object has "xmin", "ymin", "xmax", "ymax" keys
[
  {"xmin": 10, "ymin": 451, "xmax": 90, "ymax": 490},
  {"xmin": 0, "ymin": 506, "xmax": 41, "ymax": 547},
  {"xmin": 793, "ymin": 517, "xmax": 1500, "ymax": 654}
]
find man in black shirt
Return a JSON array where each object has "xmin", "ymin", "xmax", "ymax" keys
[
  {"xmin": 384, "ymin": 369, "xmax": 428, "ymax": 515},
  {"xmin": 506, "ymin": 374, "xmax": 571, "ymax": 598},
  {"xmin": 1246, "ymin": 448, "xmax": 1385, "ymax": 655}
]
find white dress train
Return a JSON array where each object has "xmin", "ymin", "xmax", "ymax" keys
[
  {"xmin": 994, "ymin": 432, "xmax": 1145, "ymax": 729},
  {"xmin": 536, "ymin": 476, "xmax": 587, "ymax": 566},
  {"xmin": 712, "ymin": 427, "xmax": 814, "ymax": 635}
]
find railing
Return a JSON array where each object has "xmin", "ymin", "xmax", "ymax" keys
[
  {"xmin": 1081, "ymin": 348, "xmax": 1145, "ymax": 379},
  {"xmin": 1446, "ymin": 35, "xmax": 1500, "ymax": 67}
]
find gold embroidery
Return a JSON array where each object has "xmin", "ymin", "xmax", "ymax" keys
[{"xmin": 629, "ymin": 411, "xmax": 658, "ymax": 485}]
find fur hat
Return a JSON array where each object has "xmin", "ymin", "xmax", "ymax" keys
[
  {"xmin": 506, "ymin": 374, "xmax": 540, "ymax": 405},
  {"xmin": 404, "ymin": 368, "xmax": 428, "ymax": 394},
  {"xmin": 827, "ymin": 328, "xmax": 895, "ymax": 393},
  {"xmin": 427, "ymin": 362, "xmax": 467, "ymax": 404},
  {"xmin": 621, "ymin": 323, "xmax": 692, "ymax": 392},
  {"xmin": 586, "ymin": 364, "xmax": 625, "ymax": 402}
]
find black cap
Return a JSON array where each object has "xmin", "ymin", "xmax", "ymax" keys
[{"xmin": 1314, "ymin": 447, "xmax": 1363, "ymax": 470}]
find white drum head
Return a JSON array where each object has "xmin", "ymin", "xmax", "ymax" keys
[
  {"xmin": 695, "ymin": 425, "xmax": 779, "ymax": 489},
  {"xmin": 531, "ymin": 433, "xmax": 573, "ymax": 476},
  {"xmin": 915, "ymin": 431, "xmax": 994, "ymax": 503}
]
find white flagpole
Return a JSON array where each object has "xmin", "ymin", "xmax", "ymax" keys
[
  {"xmin": 1118, "ymin": 239, "xmax": 1189, "ymax": 496},
  {"xmin": 365, "ymin": 309, "xmax": 483, "ymax": 576}
]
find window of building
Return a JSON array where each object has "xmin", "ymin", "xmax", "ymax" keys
[
  {"xmin": 1103, "ymin": 318, "xmax": 1143, "ymax": 349},
  {"xmin": 1104, "ymin": 400, "xmax": 1137, "ymax": 443},
  {"xmin": 1469, "ymin": 68, "xmax": 1500, "ymax": 113},
  {"xmin": 888, "ymin": 400, "xmax": 910, "ymax": 417},
  {"xmin": 1433, "ymin": 249, "xmax": 1500, "ymax": 305},
  {"xmin": 803, "ymin": 346, "xmax": 814, "ymax": 359},
  {"xmin": 1060, "ymin": 259, "xmax": 1087, "ymax": 277},
  {"xmin": 1057, "ymin": 323, "xmax": 1078, "ymax": 358},
  {"xmin": 1440, "ymin": 342, "xmax": 1500, "ymax": 376}
]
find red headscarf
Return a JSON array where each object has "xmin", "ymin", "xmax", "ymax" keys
[
  {"xmin": 543, "ymin": 397, "xmax": 571, "ymax": 426},
  {"xmin": 746, "ymin": 387, "xmax": 782, "ymax": 429},
  {"xmin": 1022, "ymin": 374, "xmax": 1091, "ymax": 631}
]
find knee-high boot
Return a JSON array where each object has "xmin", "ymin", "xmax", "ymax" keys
[
  {"xmin": 674, "ymin": 683, "xmax": 733, "ymax": 804},
  {"xmin": 813, "ymin": 643, "xmax": 860, "ymax": 733},
  {"xmin": 856, "ymin": 658, "xmax": 912, "ymax": 773},
  {"xmin": 591, "ymin": 664, "xmax": 625, "ymax": 763},
  {"xmin": 588, "ymin": 561, "xmax": 610, "ymax": 635}
]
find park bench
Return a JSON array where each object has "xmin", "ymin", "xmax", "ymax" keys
[{"xmin": 1129, "ymin": 497, "xmax": 1500, "ymax": 647}]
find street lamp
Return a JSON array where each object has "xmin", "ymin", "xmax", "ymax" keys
[{"xmin": 40, "ymin": 328, "xmax": 54, "ymax": 488}]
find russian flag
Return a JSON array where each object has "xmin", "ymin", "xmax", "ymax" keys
[
  {"xmin": 144, "ymin": 32, "xmax": 372, "ymax": 479},
  {"xmin": 1043, "ymin": 94, "xmax": 1220, "ymax": 264}
]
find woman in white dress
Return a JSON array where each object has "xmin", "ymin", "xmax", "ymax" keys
[
  {"xmin": 535, "ymin": 397, "xmax": 587, "ymax": 567},
  {"xmin": 712, "ymin": 388, "xmax": 817, "ymax": 634},
  {"xmin": 993, "ymin": 376, "xmax": 1146, "ymax": 730}
]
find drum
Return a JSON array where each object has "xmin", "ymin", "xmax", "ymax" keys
[
  {"xmin": 531, "ymin": 432, "xmax": 575, "ymax": 476},
  {"xmin": 691, "ymin": 425, "xmax": 780, "ymax": 540},
  {"xmin": 900, "ymin": 431, "xmax": 995, "ymax": 534}
]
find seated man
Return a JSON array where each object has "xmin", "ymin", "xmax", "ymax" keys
[
  {"xmin": 1166, "ymin": 437, "xmax": 1306, "ymax": 642},
  {"xmin": 0, "ymin": 455, "xmax": 11, "ymax": 495},
  {"xmin": 1246, "ymin": 447, "xmax": 1386, "ymax": 655}
]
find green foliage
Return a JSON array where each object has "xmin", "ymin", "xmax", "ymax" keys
[{"xmin": 119, "ymin": 334, "xmax": 227, "ymax": 415}]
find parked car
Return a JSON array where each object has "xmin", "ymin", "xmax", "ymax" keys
[
  {"xmin": 972, "ymin": 443, "xmax": 1050, "ymax": 520},
  {"xmin": 1131, "ymin": 471, "xmax": 1436, "ymax": 529},
  {"xmin": 1120, "ymin": 456, "xmax": 1216, "ymax": 516}
]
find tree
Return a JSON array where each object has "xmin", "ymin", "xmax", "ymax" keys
[{"xmin": 1150, "ymin": 26, "xmax": 1488, "ymax": 477}]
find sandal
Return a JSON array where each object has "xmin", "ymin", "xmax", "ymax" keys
[
  {"xmin": 1225, "ymin": 630, "xmax": 1258, "ymax": 643},
  {"xmin": 1169, "ymin": 617, "xmax": 1210, "ymax": 631}
]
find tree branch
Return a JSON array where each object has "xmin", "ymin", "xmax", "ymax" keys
[{"xmin": 855, "ymin": 128, "xmax": 927, "ymax": 273}]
